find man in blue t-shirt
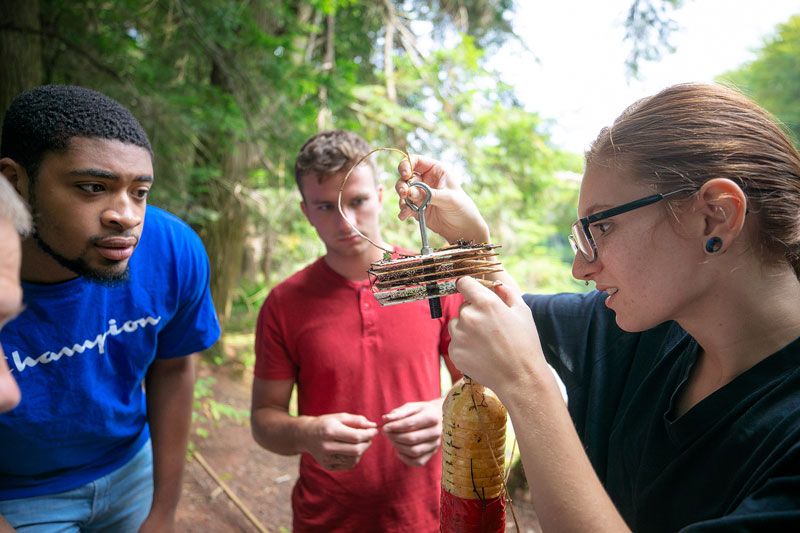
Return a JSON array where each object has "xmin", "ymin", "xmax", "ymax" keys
[{"xmin": 0, "ymin": 85, "xmax": 220, "ymax": 532}]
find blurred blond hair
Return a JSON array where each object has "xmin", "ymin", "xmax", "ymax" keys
[{"xmin": 0, "ymin": 178, "xmax": 32, "ymax": 236}]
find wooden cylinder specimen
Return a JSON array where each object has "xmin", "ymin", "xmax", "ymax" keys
[{"xmin": 440, "ymin": 377, "xmax": 507, "ymax": 532}]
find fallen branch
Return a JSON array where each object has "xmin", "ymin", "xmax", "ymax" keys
[{"xmin": 191, "ymin": 450, "xmax": 270, "ymax": 533}]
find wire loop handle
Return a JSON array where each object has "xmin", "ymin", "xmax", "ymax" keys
[{"xmin": 337, "ymin": 147, "xmax": 415, "ymax": 257}]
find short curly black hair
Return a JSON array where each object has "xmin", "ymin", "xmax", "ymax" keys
[{"xmin": 1, "ymin": 85, "xmax": 153, "ymax": 179}]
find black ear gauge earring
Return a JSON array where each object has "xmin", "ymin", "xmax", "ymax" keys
[
  {"xmin": 585, "ymin": 280, "xmax": 589, "ymax": 286},
  {"xmin": 705, "ymin": 236, "xmax": 723, "ymax": 254}
]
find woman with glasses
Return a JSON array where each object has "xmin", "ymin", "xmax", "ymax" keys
[{"xmin": 395, "ymin": 83, "xmax": 800, "ymax": 532}]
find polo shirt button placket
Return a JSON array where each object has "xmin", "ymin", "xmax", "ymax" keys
[{"xmin": 361, "ymin": 286, "xmax": 377, "ymax": 332}]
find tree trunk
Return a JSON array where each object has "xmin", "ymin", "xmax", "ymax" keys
[
  {"xmin": 289, "ymin": 2, "xmax": 315, "ymax": 65},
  {"xmin": 316, "ymin": 12, "xmax": 335, "ymax": 130},
  {"xmin": 0, "ymin": 0, "xmax": 42, "ymax": 122},
  {"xmin": 195, "ymin": 60, "xmax": 250, "ymax": 361},
  {"xmin": 382, "ymin": 0, "xmax": 397, "ymax": 103},
  {"xmin": 203, "ymin": 159, "xmax": 249, "ymax": 335}
]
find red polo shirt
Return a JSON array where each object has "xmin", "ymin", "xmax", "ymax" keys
[{"xmin": 255, "ymin": 254, "xmax": 461, "ymax": 532}]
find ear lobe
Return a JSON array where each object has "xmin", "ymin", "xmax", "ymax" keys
[{"xmin": 698, "ymin": 178, "xmax": 747, "ymax": 250}]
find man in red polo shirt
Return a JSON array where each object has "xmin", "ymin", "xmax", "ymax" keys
[{"xmin": 250, "ymin": 130, "xmax": 461, "ymax": 532}]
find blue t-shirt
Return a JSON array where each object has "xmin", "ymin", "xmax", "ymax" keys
[{"xmin": 0, "ymin": 205, "xmax": 220, "ymax": 499}]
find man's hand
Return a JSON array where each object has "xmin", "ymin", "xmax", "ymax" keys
[
  {"xmin": 302, "ymin": 413, "xmax": 378, "ymax": 471},
  {"xmin": 381, "ymin": 399, "xmax": 443, "ymax": 467},
  {"xmin": 138, "ymin": 512, "xmax": 174, "ymax": 533}
]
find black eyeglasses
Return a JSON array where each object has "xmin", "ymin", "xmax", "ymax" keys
[{"xmin": 569, "ymin": 188, "xmax": 695, "ymax": 263}]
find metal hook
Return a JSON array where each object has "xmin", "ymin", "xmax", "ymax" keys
[
  {"xmin": 404, "ymin": 181, "xmax": 442, "ymax": 318},
  {"xmin": 404, "ymin": 181, "xmax": 432, "ymax": 211},
  {"xmin": 404, "ymin": 181, "xmax": 433, "ymax": 254}
]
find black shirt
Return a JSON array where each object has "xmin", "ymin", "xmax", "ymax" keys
[{"xmin": 525, "ymin": 291, "xmax": 800, "ymax": 532}]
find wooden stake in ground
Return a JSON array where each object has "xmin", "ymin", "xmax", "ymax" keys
[{"xmin": 192, "ymin": 450, "xmax": 270, "ymax": 533}]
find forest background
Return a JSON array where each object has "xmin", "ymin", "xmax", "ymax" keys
[
  {"xmin": 2, "ymin": 0, "xmax": 798, "ymax": 359},
  {"xmin": 1, "ymin": 1, "xmax": 799, "ymax": 529}
]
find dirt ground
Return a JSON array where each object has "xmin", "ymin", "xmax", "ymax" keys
[{"xmin": 175, "ymin": 361, "xmax": 541, "ymax": 532}]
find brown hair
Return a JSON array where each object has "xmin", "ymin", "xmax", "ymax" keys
[
  {"xmin": 586, "ymin": 83, "xmax": 800, "ymax": 276},
  {"xmin": 294, "ymin": 130, "xmax": 377, "ymax": 196}
]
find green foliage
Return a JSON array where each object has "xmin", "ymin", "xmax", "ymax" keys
[
  {"xmin": 29, "ymin": 0, "xmax": 594, "ymax": 355},
  {"xmin": 192, "ymin": 376, "xmax": 249, "ymax": 442},
  {"xmin": 409, "ymin": 0, "xmax": 517, "ymax": 50},
  {"xmin": 720, "ymin": 15, "xmax": 800, "ymax": 147},
  {"xmin": 623, "ymin": 0, "xmax": 685, "ymax": 78}
]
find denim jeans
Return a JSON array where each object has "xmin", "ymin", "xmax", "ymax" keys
[{"xmin": 0, "ymin": 440, "xmax": 153, "ymax": 532}]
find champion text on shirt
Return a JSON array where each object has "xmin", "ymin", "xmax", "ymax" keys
[{"xmin": 6, "ymin": 316, "xmax": 162, "ymax": 373}]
